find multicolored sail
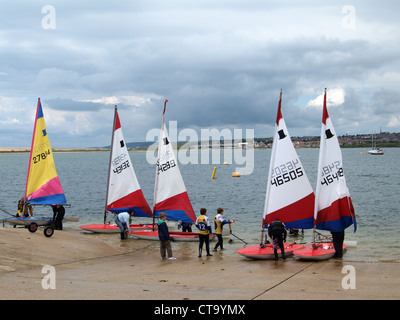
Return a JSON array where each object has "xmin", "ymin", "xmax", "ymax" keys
[
  {"xmin": 314, "ymin": 89, "xmax": 356, "ymax": 232},
  {"xmin": 106, "ymin": 106, "xmax": 152, "ymax": 217},
  {"xmin": 24, "ymin": 98, "xmax": 66, "ymax": 205},
  {"xmin": 153, "ymin": 100, "xmax": 196, "ymax": 223},
  {"xmin": 263, "ymin": 90, "xmax": 314, "ymax": 229}
]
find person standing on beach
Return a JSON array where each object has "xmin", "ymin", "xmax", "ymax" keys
[
  {"xmin": 268, "ymin": 218, "xmax": 287, "ymax": 260},
  {"xmin": 331, "ymin": 230, "xmax": 345, "ymax": 258},
  {"xmin": 158, "ymin": 212, "xmax": 176, "ymax": 260},
  {"xmin": 196, "ymin": 208, "xmax": 213, "ymax": 257},
  {"xmin": 115, "ymin": 208, "xmax": 134, "ymax": 240},
  {"xmin": 52, "ymin": 204, "xmax": 65, "ymax": 230},
  {"xmin": 213, "ymin": 207, "xmax": 232, "ymax": 252}
]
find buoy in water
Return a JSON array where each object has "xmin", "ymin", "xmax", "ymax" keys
[
  {"xmin": 232, "ymin": 172, "xmax": 241, "ymax": 177},
  {"xmin": 212, "ymin": 167, "xmax": 217, "ymax": 179}
]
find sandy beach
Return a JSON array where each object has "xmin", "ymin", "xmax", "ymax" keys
[{"xmin": 0, "ymin": 227, "xmax": 398, "ymax": 301}]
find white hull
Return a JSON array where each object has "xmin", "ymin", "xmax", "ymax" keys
[{"xmin": 367, "ymin": 149, "xmax": 384, "ymax": 155}]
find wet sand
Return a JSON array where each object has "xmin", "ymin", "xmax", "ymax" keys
[{"xmin": 0, "ymin": 227, "xmax": 398, "ymax": 300}]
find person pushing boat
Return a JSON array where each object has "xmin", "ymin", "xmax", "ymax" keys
[{"xmin": 268, "ymin": 218, "xmax": 287, "ymax": 260}]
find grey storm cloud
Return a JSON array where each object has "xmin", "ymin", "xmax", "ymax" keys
[{"xmin": 0, "ymin": 1, "xmax": 399, "ymax": 147}]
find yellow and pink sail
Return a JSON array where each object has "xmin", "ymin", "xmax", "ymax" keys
[{"xmin": 24, "ymin": 98, "xmax": 66, "ymax": 205}]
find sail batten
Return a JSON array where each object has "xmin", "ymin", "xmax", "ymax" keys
[{"xmin": 24, "ymin": 98, "xmax": 66, "ymax": 205}]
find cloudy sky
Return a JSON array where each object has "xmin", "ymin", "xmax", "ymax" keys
[{"xmin": 0, "ymin": 0, "xmax": 399, "ymax": 148}]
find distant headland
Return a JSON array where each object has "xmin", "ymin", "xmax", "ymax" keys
[{"xmin": 1, "ymin": 132, "xmax": 399, "ymax": 153}]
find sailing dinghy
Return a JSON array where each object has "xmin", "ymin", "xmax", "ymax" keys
[
  {"xmin": 130, "ymin": 100, "xmax": 203, "ymax": 242},
  {"xmin": 294, "ymin": 89, "xmax": 356, "ymax": 260},
  {"xmin": 237, "ymin": 90, "xmax": 312, "ymax": 259},
  {"xmin": 79, "ymin": 106, "xmax": 152, "ymax": 233},
  {"xmin": 3, "ymin": 98, "xmax": 71, "ymax": 235}
]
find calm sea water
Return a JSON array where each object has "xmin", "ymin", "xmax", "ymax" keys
[{"xmin": 0, "ymin": 148, "xmax": 399, "ymax": 262}]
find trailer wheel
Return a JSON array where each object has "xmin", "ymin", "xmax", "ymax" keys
[
  {"xmin": 28, "ymin": 222, "xmax": 38, "ymax": 233},
  {"xmin": 44, "ymin": 226, "xmax": 54, "ymax": 238}
]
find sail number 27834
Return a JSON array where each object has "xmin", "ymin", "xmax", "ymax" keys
[{"xmin": 32, "ymin": 149, "xmax": 51, "ymax": 164}]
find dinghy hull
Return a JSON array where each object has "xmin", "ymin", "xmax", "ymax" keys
[
  {"xmin": 236, "ymin": 243, "xmax": 304, "ymax": 260},
  {"xmin": 130, "ymin": 230, "xmax": 213, "ymax": 242},
  {"xmin": 293, "ymin": 243, "xmax": 347, "ymax": 261},
  {"xmin": 79, "ymin": 223, "xmax": 154, "ymax": 233}
]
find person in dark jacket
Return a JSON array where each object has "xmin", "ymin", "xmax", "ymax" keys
[
  {"xmin": 268, "ymin": 218, "xmax": 287, "ymax": 260},
  {"xmin": 331, "ymin": 230, "xmax": 345, "ymax": 258},
  {"xmin": 52, "ymin": 204, "xmax": 65, "ymax": 230},
  {"xmin": 157, "ymin": 212, "xmax": 176, "ymax": 260}
]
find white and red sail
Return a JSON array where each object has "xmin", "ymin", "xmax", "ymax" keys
[
  {"xmin": 314, "ymin": 89, "xmax": 356, "ymax": 232},
  {"xmin": 153, "ymin": 100, "xmax": 196, "ymax": 223},
  {"xmin": 263, "ymin": 91, "xmax": 314, "ymax": 229},
  {"xmin": 106, "ymin": 106, "xmax": 152, "ymax": 218}
]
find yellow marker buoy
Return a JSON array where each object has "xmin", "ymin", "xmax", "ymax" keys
[
  {"xmin": 212, "ymin": 167, "xmax": 217, "ymax": 179},
  {"xmin": 232, "ymin": 172, "xmax": 241, "ymax": 177}
]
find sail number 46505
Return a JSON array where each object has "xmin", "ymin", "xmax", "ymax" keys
[
  {"xmin": 270, "ymin": 159, "xmax": 304, "ymax": 187},
  {"xmin": 271, "ymin": 168, "xmax": 304, "ymax": 187}
]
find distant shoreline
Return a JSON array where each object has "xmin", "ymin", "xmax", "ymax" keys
[
  {"xmin": 1, "ymin": 143, "xmax": 400, "ymax": 154},
  {"xmin": 0, "ymin": 147, "xmax": 109, "ymax": 154}
]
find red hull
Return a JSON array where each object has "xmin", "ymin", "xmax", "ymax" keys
[
  {"xmin": 130, "ymin": 230, "xmax": 213, "ymax": 242},
  {"xmin": 236, "ymin": 243, "xmax": 304, "ymax": 260},
  {"xmin": 293, "ymin": 243, "xmax": 347, "ymax": 260},
  {"xmin": 79, "ymin": 223, "xmax": 154, "ymax": 233}
]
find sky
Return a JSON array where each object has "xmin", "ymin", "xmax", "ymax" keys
[{"xmin": 0, "ymin": 0, "xmax": 399, "ymax": 148}]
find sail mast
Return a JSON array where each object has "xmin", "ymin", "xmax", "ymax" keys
[
  {"xmin": 104, "ymin": 105, "xmax": 117, "ymax": 224},
  {"xmin": 313, "ymin": 89, "xmax": 327, "ymax": 247},
  {"xmin": 153, "ymin": 99, "xmax": 167, "ymax": 226}
]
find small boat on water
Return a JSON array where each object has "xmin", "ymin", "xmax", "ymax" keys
[
  {"xmin": 367, "ymin": 132, "xmax": 384, "ymax": 155},
  {"xmin": 79, "ymin": 106, "xmax": 152, "ymax": 233},
  {"xmin": 367, "ymin": 147, "xmax": 384, "ymax": 155},
  {"xmin": 294, "ymin": 89, "xmax": 356, "ymax": 261}
]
